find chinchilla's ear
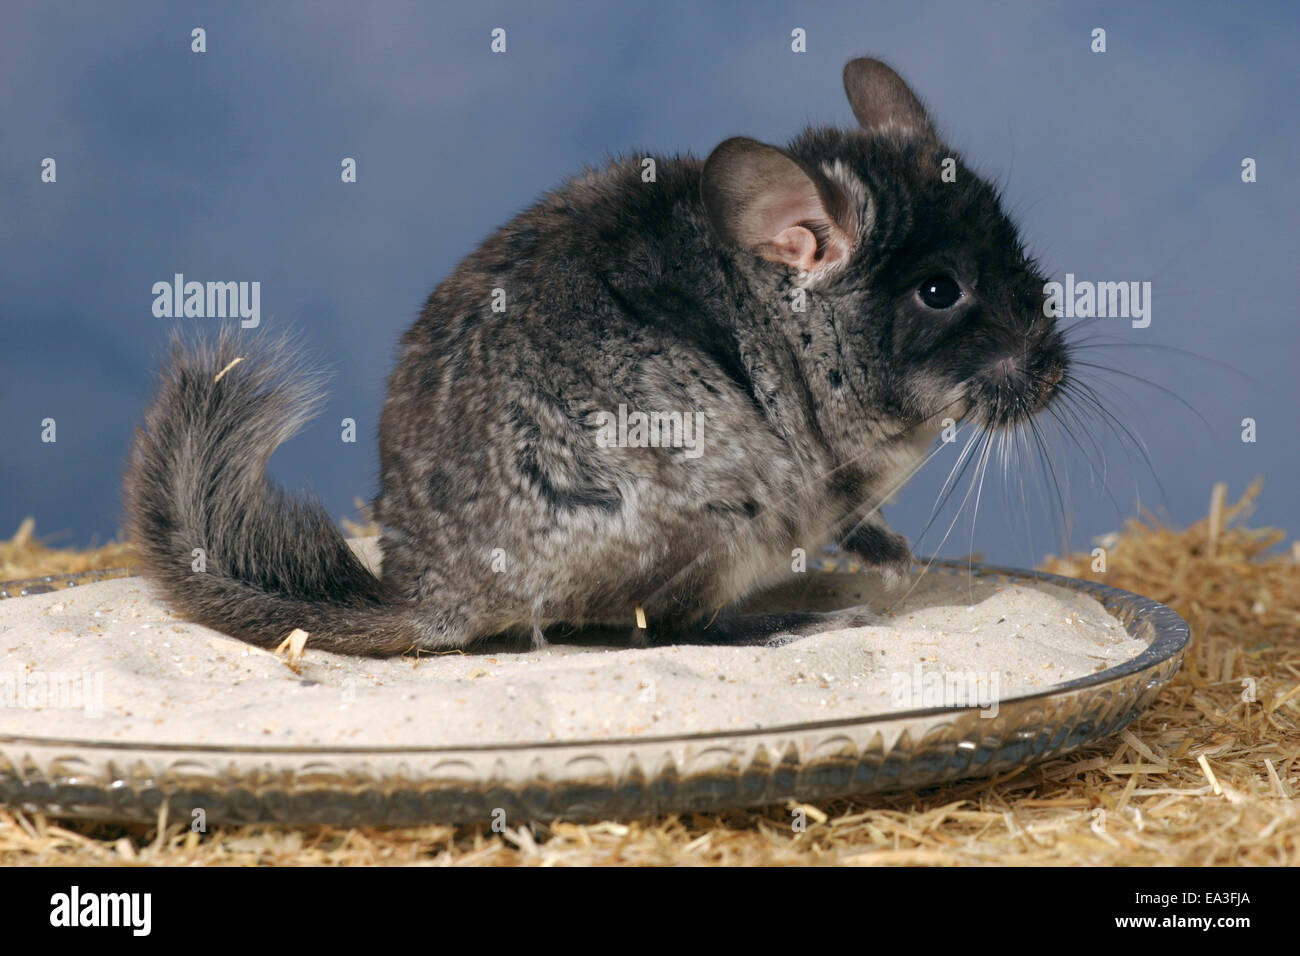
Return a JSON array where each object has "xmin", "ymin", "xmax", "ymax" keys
[
  {"xmin": 701, "ymin": 137, "xmax": 856, "ymax": 274},
  {"xmin": 843, "ymin": 57, "xmax": 935, "ymax": 138}
]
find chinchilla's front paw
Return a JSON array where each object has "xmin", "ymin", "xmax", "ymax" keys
[{"xmin": 841, "ymin": 520, "xmax": 914, "ymax": 584}]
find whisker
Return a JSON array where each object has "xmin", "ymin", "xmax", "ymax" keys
[
  {"xmin": 1026, "ymin": 412, "xmax": 1071, "ymax": 557},
  {"xmin": 889, "ymin": 430, "xmax": 994, "ymax": 613},
  {"xmin": 1063, "ymin": 340, "xmax": 1258, "ymax": 386},
  {"xmin": 966, "ymin": 424, "xmax": 995, "ymax": 602},
  {"xmin": 638, "ymin": 395, "xmax": 968, "ymax": 612},
  {"xmin": 1016, "ymin": 421, "xmax": 1037, "ymax": 562},
  {"xmin": 910, "ymin": 424, "xmax": 986, "ymax": 554},
  {"xmin": 1045, "ymin": 396, "xmax": 1127, "ymax": 527},
  {"xmin": 1060, "ymin": 378, "xmax": 1168, "ymax": 507},
  {"xmin": 826, "ymin": 435, "xmax": 956, "ymax": 560},
  {"xmin": 1070, "ymin": 360, "xmax": 1212, "ymax": 432}
]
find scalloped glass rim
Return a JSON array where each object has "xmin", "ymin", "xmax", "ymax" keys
[{"xmin": 0, "ymin": 561, "xmax": 1188, "ymax": 825}]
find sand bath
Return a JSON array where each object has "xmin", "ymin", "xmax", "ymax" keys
[{"xmin": 0, "ymin": 541, "xmax": 1145, "ymax": 751}]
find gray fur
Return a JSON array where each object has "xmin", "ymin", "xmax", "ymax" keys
[{"xmin": 124, "ymin": 58, "xmax": 1068, "ymax": 656}]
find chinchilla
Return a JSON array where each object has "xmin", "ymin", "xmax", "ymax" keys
[{"xmin": 124, "ymin": 57, "xmax": 1068, "ymax": 656}]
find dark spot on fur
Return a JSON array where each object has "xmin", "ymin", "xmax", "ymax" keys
[
  {"xmin": 426, "ymin": 470, "xmax": 453, "ymax": 509},
  {"xmin": 525, "ymin": 462, "xmax": 622, "ymax": 514},
  {"xmin": 516, "ymin": 448, "xmax": 621, "ymax": 514},
  {"xmin": 706, "ymin": 500, "xmax": 759, "ymax": 520},
  {"xmin": 842, "ymin": 522, "xmax": 911, "ymax": 565},
  {"xmin": 829, "ymin": 465, "xmax": 868, "ymax": 502}
]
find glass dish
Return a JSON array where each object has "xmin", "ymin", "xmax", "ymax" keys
[{"xmin": 0, "ymin": 560, "xmax": 1187, "ymax": 825}]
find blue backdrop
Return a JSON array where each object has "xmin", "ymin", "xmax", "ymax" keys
[{"xmin": 2, "ymin": 0, "xmax": 1296, "ymax": 566}]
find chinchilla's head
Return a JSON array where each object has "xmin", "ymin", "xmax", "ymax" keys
[{"xmin": 701, "ymin": 57, "xmax": 1068, "ymax": 435}]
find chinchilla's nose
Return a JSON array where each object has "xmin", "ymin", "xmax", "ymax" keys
[
  {"xmin": 990, "ymin": 355, "xmax": 1020, "ymax": 383},
  {"xmin": 1030, "ymin": 348, "xmax": 1068, "ymax": 409}
]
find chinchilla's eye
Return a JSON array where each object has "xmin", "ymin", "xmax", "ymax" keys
[{"xmin": 917, "ymin": 275, "xmax": 962, "ymax": 310}]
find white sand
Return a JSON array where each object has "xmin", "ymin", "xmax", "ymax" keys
[{"xmin": 0, "ymin": 544, "xmax": 1144, "ymax": 749}]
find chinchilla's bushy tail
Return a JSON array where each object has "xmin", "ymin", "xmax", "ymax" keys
[{"xmin": 123, "ymin": 330, "xmax": 418, "ymax": 657}]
